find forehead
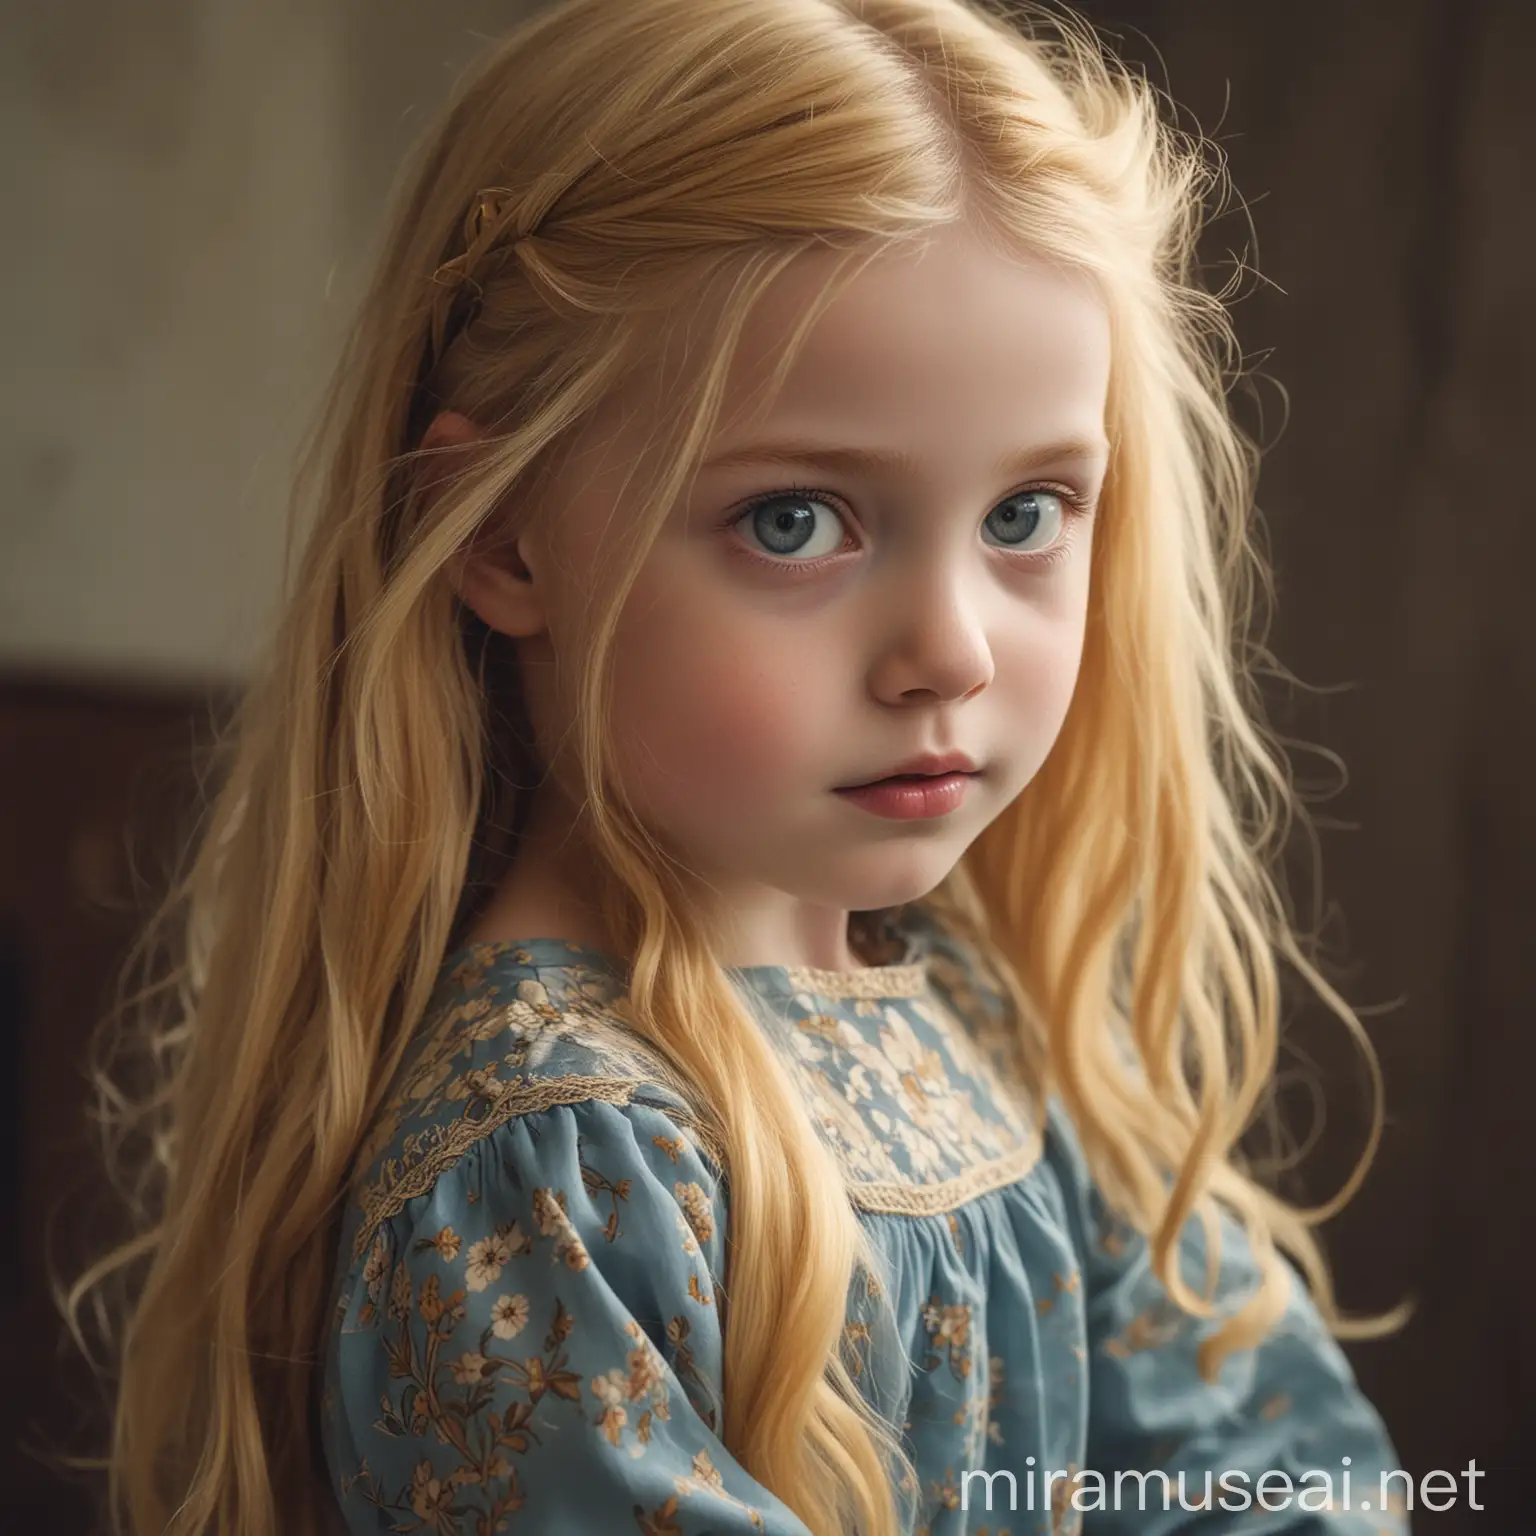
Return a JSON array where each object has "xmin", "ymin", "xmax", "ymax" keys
[
  {"xmin": 712, "ymin": 224, "xmax": 1111, "ymax": 447},
  {"xmin": 535, "ymin": 224, "xmax": 1111, "ymax": 540}
]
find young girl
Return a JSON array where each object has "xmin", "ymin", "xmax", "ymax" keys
[{"xmin": 69, "ymin": 0, "xmax": 1412, "ymax": 1532}]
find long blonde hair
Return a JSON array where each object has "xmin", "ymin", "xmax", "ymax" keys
[{"xmin": 62, "ymin": 1, "xmax": 1406, "ymax": 1532}]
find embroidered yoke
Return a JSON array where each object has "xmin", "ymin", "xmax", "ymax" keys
[{"xmin": 319, "ymin": 903, "xmax": 1408, "ymax": 1534}]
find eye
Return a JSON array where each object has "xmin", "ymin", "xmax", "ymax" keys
[
  {"xmin": 733, "ymin": 489, "xmax": 847, "ymax": 561},
  {"xmin": 980, "ymin": 489, "xmax": 1068, "ymax": 552},
  {"xmin": 723, "ymin": 481, "xmax": 1091, "ymax": 573}
]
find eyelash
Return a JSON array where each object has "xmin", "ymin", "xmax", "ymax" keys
[{"xmin": 722, "ymin": 481, "xmax": 1094, "ymax": 575}]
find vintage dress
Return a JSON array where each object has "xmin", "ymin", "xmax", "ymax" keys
[{"xmin": 319, "ymin": 903, "xmax": 1409, "ymax": 1534}]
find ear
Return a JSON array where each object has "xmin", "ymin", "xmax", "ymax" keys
[{"xmin": 423, "ymin": 409, "xmax": 549, "ymax": 641}]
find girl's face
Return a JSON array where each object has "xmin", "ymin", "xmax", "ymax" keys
[{"xmin": 450, "ymin": 219, "xmax": 1111, "ymax": 971}]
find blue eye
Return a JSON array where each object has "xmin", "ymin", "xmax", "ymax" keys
[
  {"xmin": 981, "ymin": 490, "xmax": 1065, "ymax": 549},
  {"xmin": 727, "ymin": 482, "xmax": 1087, "ymax": 572},
  {"xmin": 739, "ymin": 492, "xmax": 846, "ymax": 560}
]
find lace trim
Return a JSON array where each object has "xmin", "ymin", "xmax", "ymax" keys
[
  {"xmin": 846, "ymin": 1132, "xmax": 1043, "ymax": 1215},
  {"xmin": 352, "ymin": 1073, "xmax": 1042, "ymax": 1261},
  {"xmin": 353, "ymin": 1074, "xmax": 646, "ymax": 1260},
  {"xmin": 780, "ymin": 961, "xmax": 929, "ymax": 999},
  {"xmin": 653, "ymin": 1093, "xmax": 1039, "ymax": 1216}
]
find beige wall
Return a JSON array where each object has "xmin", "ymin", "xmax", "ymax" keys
[
  {"xmin": 0, "ymin": 0, "xmax": 356, "ymax": 685},
  {"xmin": 0, "ymin": 0, "xmax": 516, "ymax": 687}
]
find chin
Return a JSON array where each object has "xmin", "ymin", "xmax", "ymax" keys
[{"xmin": 798, "ymin": 855, "xmax": 962, "ymax": 916}]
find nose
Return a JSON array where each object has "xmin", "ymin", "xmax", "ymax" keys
[{"xmin": 865, "ymin": 565, "xmax": 995, "ymax": 705}]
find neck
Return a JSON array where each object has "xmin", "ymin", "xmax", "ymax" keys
[{"xmin": 462, "ymin": 780, "xmax": 884, "ymax": 973}]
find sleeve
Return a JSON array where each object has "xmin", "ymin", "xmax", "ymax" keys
[
  {"xmin": 326, "ymin": 1095, "xmax": 813, "ymax": 1534},
  {"xmin": 1042, "ymin": 1097, "xmax": 1412, "ymax": 1535}
]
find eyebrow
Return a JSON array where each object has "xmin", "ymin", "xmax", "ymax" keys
[{"xmin": 700, "ymin": 433, "xmax": 1111, "ymax": 479}]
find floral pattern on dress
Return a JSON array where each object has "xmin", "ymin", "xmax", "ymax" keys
[
  {"xmin": 322, "ymin": 903, "xmax": 1410, "ymax": 1536},
  {"xmin": 347, "ymin": 951, "xmax": 718, "ymax": 1264},
  {"xmin": 778, "ymin": 995, "xmax": 1032, "ymax": 1188},
  {"xmin": 332, "ymin": 1100, "xmax": 772, "ymax": 1532},
  {"xmin": 349, "ymin": 908, "xmax": 1045, "ymax": 1258}
]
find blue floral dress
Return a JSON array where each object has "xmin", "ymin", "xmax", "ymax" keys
[{"xmin": 319, "ymin": 902, "xmax": 1408, "ymax": 1534}]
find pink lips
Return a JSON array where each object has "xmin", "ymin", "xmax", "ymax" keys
[
  {"xmin": 833, "ymin": 770, "xmax": 975, "ymax": 820},
  {"xmin": 836, "ymin": 750, "xmax": 978, "ymax": 790}
]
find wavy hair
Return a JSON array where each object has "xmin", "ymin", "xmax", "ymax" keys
[{"xmin": 62, "ymin": 1, "xmax": 1405, "ymax": 1532}]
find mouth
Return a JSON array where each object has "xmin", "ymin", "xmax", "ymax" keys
[
  {"xmin": 835, "ymin": 753, "xmax": 980, "ymax": 790},
  {"xmin": 833, "ymin": 771, "xmax": 982, "ymax": 802},
  {"xmin": 832, "ymin": 766, "xmax": 978, "ymax": 818},
  {"xmin": 856, "ymin": 770, "xmax": 972, "ymax": 786}
]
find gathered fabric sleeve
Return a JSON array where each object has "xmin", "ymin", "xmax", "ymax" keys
[
  {"xmin": 324, "ymin": 1095, "xmax": 814, "ymax": 1534},
  {"xmin": 1042, "ymin": 1098, "xmax": 1411, "ymax": 1535}
]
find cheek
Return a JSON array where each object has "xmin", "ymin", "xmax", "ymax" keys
[
  {"xmin": 986, "ymin": 561, "xmax": 1090, "ymax": 739},
  {"xmin": 607, "ymin": 589, "xmax": 831, "ymax": 817},
  {"xmin": 1007, "ymin": 602, "xmax": 1090, "ymax": 746}
]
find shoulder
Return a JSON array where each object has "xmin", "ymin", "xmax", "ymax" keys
[
  {"xmin": 338, "ymin": 943, "xmax": 723, "ymax": 1278},
  {"xmin": 323, "ymin": 1055, "xmax": 736, "ymax": 1483}
]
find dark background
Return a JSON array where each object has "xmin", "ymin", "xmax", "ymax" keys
[{"xmin": 3, "ymin": 1, "xmax": 1530, "ymax": 1529}]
